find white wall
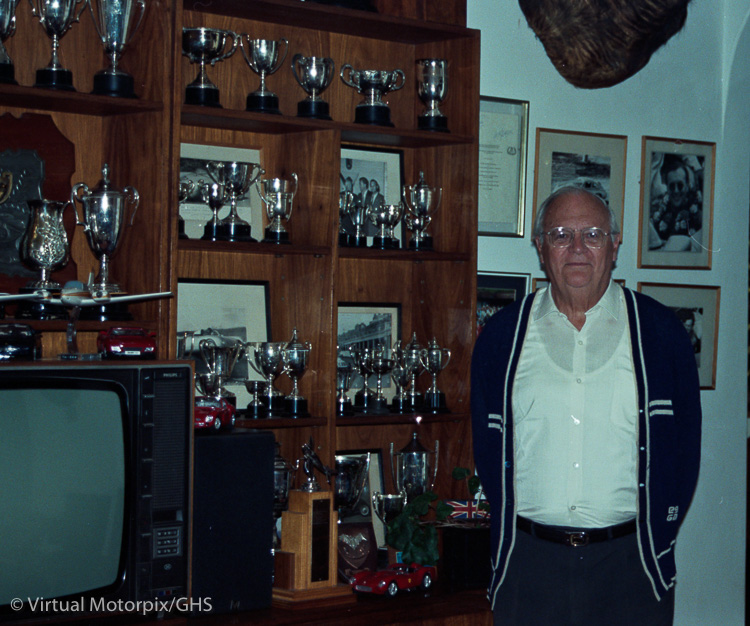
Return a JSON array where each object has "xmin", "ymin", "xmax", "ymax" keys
[{"xmin": 467, "ymin": 1, "xmax": 748, "ymax": 623}]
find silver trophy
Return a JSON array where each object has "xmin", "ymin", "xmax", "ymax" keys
[
  {"xmin": 206, "ymin": 160, "xmax": 265, "ymax": 242},
  {"xmin": 416, "ymin": 58, "xmax": 448, "ymax": 132},
  {"xmin": 367, "ymin": 344, "xmax": 394, "ymax": 415},
  {"xmin": 340, "ymin": 64, "xmax": 405, "ymax": 127},
  {"xmin": 20, "ymin": 199, "xmax": 73, "ymax": 290},
  {"xmin": 248, "ymin": 341, "xmax": 287, "ymax": 416},
  {"xmin": 282, "ymin": 328, "xmax": 311, "ymax": 418},
  {"xmin": 177, "ymin": 178, "xmax": 194, "ymax": 239},
  {"xmin": 199, "ymin": 180, "xmax": 228, "ymax": 242},
  {"xmin": 368, "ymin": 202, "xmax": 402, "ymax": 250},
  {"xmin": 338, "ymin": 190, "xmax": 355, "ymax": 247},
  {"xmin": 273, "ymin": 443, "xmax": 299, "ymax": 547},
  {"xmin": 29, "ymin": 0, "xmax": 87, "ymax": 90},
  {"xmin": 335, "ymin": 452, "xmax": 370, "ymax": 518},
  {"xmin": 352, "ymin": 345, "xmax": 376, "ymax": 413},
  {"xmin": 372, "ymin": 490, "xmax": 407, "ymax": 525},
  {"xmin": 71, "ymin": 163, "xmax": 139, "ymax": 298},
  {"xmin": 403, "ymin": 171, "xmax": 442, "ymax": 251},
  {"xmin": 88, "ymin": 0, "xmax": 146, "ymax": 97},
  {"xmin": 182, "ymin": 27, "xmax": 238, "ymax": 107},
  {"xmin": 336, "ymin": 361, "xmax": 355, "ymax": 416},
  {"xmin": 390, "ymin": 432, "xmax": 439, "ymax": 500},
  {"xmin": 300, "ymin": 438, "xmax": 336, "ymax": 493},
  {"xmin": 419, "ymin": 337, "xmax": 451, "ymax": 413},
  {"xmin": 257, "ymin": 172, "xmax": 297, "ymax": 244},
  {"xmin": 0, "ymin": 0, "xmax": 19, "ymax": 84},
  {"xmin": 240, "ymin": 36, "xmax": 288, "ymax": 114},
  {"xmin": 291, "ymin": 54, "xmax": 334, "ymax": 120},
  {"xmin": 393, "ymin": 333, "xmax": 425, "ymax": 412},
  {"xmin": 198, "ymin": 336, "xmax": 244, "ymax": 399}
]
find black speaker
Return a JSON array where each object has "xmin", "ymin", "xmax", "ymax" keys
[{"xmin": 191, "ymin": 429, "xmax": 275, "ymax": 614}]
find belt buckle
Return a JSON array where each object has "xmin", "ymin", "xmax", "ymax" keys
[{"xmin": 568, "ymin": 532, "xmax": 589, "ymax": 547}]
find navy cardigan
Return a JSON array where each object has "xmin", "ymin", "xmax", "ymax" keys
[{"xmin": 471, "ymin": 286, "xmax": 702, "ymax": 609}]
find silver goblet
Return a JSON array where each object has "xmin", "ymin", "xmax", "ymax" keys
[
  {"xmin": 206, "ymin": 160, "xmax": 265, "ymax": 242},
  {"xmin": 182, "ymin": 27, "xmax": 238, "ymax": 107},
  {"xmin": 240, "ymin": 36, "xmax": 288, "ymax": 114},
  {"xmin": 336, "ymin": 362, "xmax": 354, "ymax": 416},
  {"xmin": 282, "ymin": 328, "xmax": 311, "ymax": 418},
  {"xmin": 403, "ymin": 171, "xmax": 442, "ymax": 251},
  {"xmin": 0, "ymin": 0, "xmax": 19, "ymax": 84},
  {"xmin": 340, "ymin": 64, "xmax": 405, "ymax": 127},
  {"xmin": 372, "ymin": 490, "xmax": 407, "ymax": 525},
  {"xmin": 416, "ymin": 58, "xmax": 448, "ymax": 132},
  {"xmin": 419, "ymin": 337, "xmax": 451, "ymax": 413},
  {"xmin": 367, "ymin": 346, "xmax": 394, "ymax": 415},
  {"xmin": 199, "ymin": 180, "xmax": 228, "ymax": 242},
  {"xmin": 291, "ymin": 54, "xmax": 334, "ymax": 120},
  {"xmin": 338, "ymin": 190, "xmax": 355, "ymax": 247},
  {"xmin": 248, "ymin": 341, "xmax": 287, "ymax": 416},
  {"xmin": 88, "ymin": 0, "xmax": 146, "ymax": 97},
  {"xmin": 257, "ymin": 173, "xmax": 298, "ymax": 244},
  {"xmin": 29, "ymin": 0, "xmax": 87, "ymax": 91}
]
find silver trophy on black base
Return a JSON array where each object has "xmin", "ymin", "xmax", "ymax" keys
[
  {"xmin": 182, "ymin": 27, "xmax": 238, "ymax": 107},
  {"xmin": 292, "ymin": 54, "xmax": 334, "ymax": 120},
  {"xmin": 0, "ymin": 0, "xmax": 19, "ymax": 84},
  {"xmin": 240, "ymin": 36, "xmax": 288, "ymax": 114},
  {"xmin": 416, "ymin": 58, "xmax": 448, "ymax": 132},
  {"xmin": 340, "ymin": 64, "xmax": 405, "ymax": 127}
]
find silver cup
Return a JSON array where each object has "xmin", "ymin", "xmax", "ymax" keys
[
  {"xmin": 390, "ymin": 432, "xmax": 439, "ymax": 500},
  {"xmin": 282, "ymin": 328, "xmax": 311, "ymax": 418},
  {"xmin": 88, "ymin": 0, "xmax": 146, "ymax": 97},
  {"xmin": 291, "ymin": 54, "xmax": 334, "ymax": 120},
  {"xmin": 71, "ymin": 163, "xmax": 139, "ymax": 296},
  {"xmin": 340, "ymin": 64, "xmax": 405, "ymax": 127},
  {"xmin": 367, "ymin": 345, "xmax": 394, "ymax": 415},
  {"xmin": 372, "ymin": 490, "xmax": 407, "ymax": 525},
  {"xmin": 20, "ymin": 199, "xmax": 73, "ymax": 289},
  {"xmin": 403, "ymin": 171, "xmax": 442, "ymax": 251},
  {"xmin": 206, "ymin": 160, "xmax": 265, "ymax": 242},
  {"xmin": 29, "ymin": 0, "xmax": 87, "ymax": 91},
  {"xmin": 257, "ymin": 173, "xmax": 298, "ymax": 244},
  {"xmin": 199, "ymin": 180, "xmax": 228, "ymax": 242},
  {"xmin": 248, "ymin": 341, "xmax": 287, "ymax": 415},
  {"xmin": 419, "ymin": 337, "xmax": 451, "ymax": 413},
  {"xmin": 0, "ymin": 0, "xmax": 19, "ymax": 84},
  {"xmin": 198, "ymin": 336, "xmax": 244, "ymax": 398},
  {"xmin": 177, "ymin": 178, "xmax": 194, "ymax": 240},
  {"xmin": 335, "ymin": 452, "xmax": 370, "ymax": 518},
  {"xmin": 240, "ymin": 36, "xmax": 288, "ymax": 114},
  {"xmin": 416, "ymin": 58, "xmax": 448, "ymax": 132},
  {"xmin": 338, "ymin": 190, "xmax": 356, "ymax": 247},
  {"xmin": 336, "ymin": 362, "xmax": 354, "ymax": 416},
  {"xmin": 182, "ymin": 27, "xmax": 239, "ymax": 107},
  {"xmin": 368, "ymin": 202, "xmax": 402, "ymax": 250}
]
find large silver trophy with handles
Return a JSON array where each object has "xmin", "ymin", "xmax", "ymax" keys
[
  {"xmin": 29, "ymin": 0, "xmax": 87, "ymax": 90},
  {"xmin": 416, "ymin": 58, "xmax": 448, "ymax": 132},
  {"xmin": 0, "ymin": 0, "xmax": 19, "ymax": 84},
  {"xmin": 88, "ymin": 0, "xmax": 146, "ymax": 97},
  {"xmin": 197, "ymin": 336, "xmax": 244, "ymax": 400},
  {"xmin": 340, "ymin": 64, "xmax": 405, "ymax": 127},
  {"xmin": 248, "ymin": 341, "xmax": 286, "ymax": 416},
  {"xmin": 182, "ymin": 27, "xmax": 238, "ymax": 107},
  {"xmin": 205, "ymin": 160, "xmax": 264, "ymax": 242},
  {"xmin": 335, "ymin": 452, "xmax": 370, "ymax": 519},
  {"xmin": 390, "ymin": 432, "xmax": 439, "ymax": 500},
  {"xmin": 240, "ymin": 36, "xmax": 288, "ymax": 114},
  {"xmin": 291, "ymin": 54, "xmax": 334, "ymax": 120}
]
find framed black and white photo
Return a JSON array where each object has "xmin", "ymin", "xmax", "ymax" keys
[
  {"xmin": 478, "ymin": 97, "xmax": 529, "ymax": 237},
  {"xmin": 532, "ymin": 128, "xmax": 627, "ymax": 237},
  {"xmin": 177, "ymin": 279, "xmax": 271, "ymax": 405},
  {"xmin": 637, "ymin": 137, "xmax": 715, "ymax": 270},
  {"xmin": 638, "ymin": 282, "xmax": 720, "ymax": 389},
  {"xmin": 337, "ymin": 303, "xmax": 400, "ymax": 400},
  {"xmin": 340, "ymin": 146, "xmax": 403, "ymax": 241},
  {"xmin": 179, "ymin": 143, "xmax": 265, "ymax": 240},
  {"xmin": 477, "ymin": 272, "xmax": 530, "ymax": 334}
]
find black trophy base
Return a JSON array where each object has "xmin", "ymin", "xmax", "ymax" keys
[
  {"xmin": 246, "ymin": 92, "xmax": 281, "ymax": 115},
  {"xmin": 351, "ymin": 233, "xmax": 369, "ymax": 247},
  {"xmin": 79, "ymin": 301, "xmax": 133, "ymax": 322},
  {"xmin": 179, "ymin": 217, "xmax": 189, "ymax": 239},
  {"xmin": 339, "ymin": 232, "xmax": 356, "ymax": 247},
  {"xmin": 185, "ymin": 85, "xmax": 221, "ymax": 107},
  {"xmin": 34, "ymin": 67, "xmax": 75, "ymax": 91},
  {"xmin": 201, "ymin": 220, "xmax": 222, "ymax": 241},
  {"xmin": 371, "ymin": 236, "xmax": 399, "ymax": 250},
  {"xmin": 353, "ymin": 390, "xmax": 375, "ymax": 413},
  {"xmin": 391, "ymin": 394, "xmax": 422, "ymax": 414},
  {"xmin": 337, "ymin": 398, "xmax": 354, "ymax": 417},
  {"xmin": 297, "ymin": 99, "xmax": 331, "ymax": 120},
  {"xmin": 409, "ymin": 235, "xmax": 434, "ymax": 251},
  {"xmin": 366, "ymin": 396, "xmax": 391, "ymax": 415},
  {"xmin": 424, "ymin": 390, "xmax": 449, "ymax": 413},
  {"xmin": 15, "ymin": 290, "xmax": 67, "ymax": 321},
  {"xmin": 354, "ymin": 104, "xmax": 393, "ymax": 127},
  {"xmin": 418, "ymin": 115, "xmax": 449, "ymax": 132},
  {"xmin": 262, "ymin": 228, "xmax": 291, "ymax": 245},
  {"xmin": 92, "ymin": 71, "xmax": 136, "ymax": 98},
  {"xmin": 262, "ymin": 394, "xmax": 286, "ymax": 418},
  {"xmin": 245, "ymin": 402, "xmax": 268, "ymax": 419},
  {"xmin": 215, "ymin": 221, "xmax": 256, "ymax": 243},
  {"xmin": 284, "ymin": 396, "xmax": 310, "ymax": 418},
  {"xmin": 0, "ymin": 63, "xmax": 17, "ymax": 85}
]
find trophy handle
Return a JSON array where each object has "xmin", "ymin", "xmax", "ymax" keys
[
  {"xmin": 431, "ymin": 440, "xmax": 439, "ymax": 491},
  {"xmin": 388, "ymin": 442, "xmax": 397, "ymax": 492},
  {"xmin": 73, "ymin": 0, "xmax": 87, "ymax": 24},
  {"xmin": 442, "ymin": 348, "xmax": 451, "ymax": 370},
  {"xmin": 215, "ymin": 30, "xmax": 239, "ymax": 65},
  {"xmin": 129, "ymin": 0, "xmax": 147, "ymax": 41},
  {"xmin": 340, "ymin": 64, "xmax": 357, "ymax": 89},
  {"xmin": 289, "ymin": 172, "xmax": 298, "ymax": 198},
  {"xmin": 269, "ymin": 37, "xmax": 288, "ymax": 74},
  {"xmin": 390, "ymin": 69, "xmax": 406, "ymax": 92},
  {"xmin": 290, "ymin": 53, "xmax": 304, "ymax": 85},
  {"xmin": 198, "ymin": 337, "xmax": 217, "ymax": 370},
  {"xmin": 124, "ymin": 186, "xmax": 139, "ymax": 225},
  {"xmin": 70, "ymin": 183, "xmax": 89, "ymax": 227}
]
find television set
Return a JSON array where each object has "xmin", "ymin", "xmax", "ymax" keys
[{"xmin": 0, "ymin": 360, "xmax": 193, "ymax": 622}]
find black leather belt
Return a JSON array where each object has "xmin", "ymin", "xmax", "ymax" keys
[{"xmin": 516, "ymin": 516, "xmax": 637, "ymax": 547}]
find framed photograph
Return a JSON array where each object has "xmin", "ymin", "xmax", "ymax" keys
[
  {"xmin": 340, "ymin": 146, "xmax": 404, "ymax": 241},
  {"xmin": 337, "ymin": 303, "xmax": 400, "ymax": 400},
  {"xmin": 638, "ymin": 282, "xmax": 720, "ymax": 389},
  {"xmin": 637, "ymin": 136, "xmax": 715, "ymax": 269},
  {"xmin": 179, "ymin": 143, "xmax": 265, "ymax": 240},
  {"xmin": 477, "ymin": 272, "xmax": 530, "ymax": 334},
  {"xmin": 176, "ymin": 279, "xmax": 271, "ymax": 405},
  {"xmin": 478, "ymin": 97, "xmax": 529, "ymax": 237},
  {"xmin": 532, "ymin": 128, "xmax": 627, "ymax": 238}
]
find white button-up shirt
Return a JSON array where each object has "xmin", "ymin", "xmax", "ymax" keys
[{"xmin": 512, "ymin": 282, "xmax": 638, "ymax": 527}]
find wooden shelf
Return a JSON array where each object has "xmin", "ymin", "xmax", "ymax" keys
[{"xmin": 337, "ymin": 411, "xmax": 469, "ymax": 426}]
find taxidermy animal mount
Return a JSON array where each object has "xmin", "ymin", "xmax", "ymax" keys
[{"xmin": 519, "ymin": 0, "xmax": 692, "ymax": 88}]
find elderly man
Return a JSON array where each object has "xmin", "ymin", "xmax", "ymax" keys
[{"xmin": 471, "ymin": 186, "xmax": 701, "ymax": 625}]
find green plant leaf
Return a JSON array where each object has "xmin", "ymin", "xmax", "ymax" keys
[
  {"xmin": 467, "ymin": 475, "xmax": 482, "ymax": 497},
  {"xmin": 435, "ymin": 499, "xmax": 454, "ymax": 521},
  {"xmin": 452, "ymin": 466, "xmax": 471, "ymax": 481}
]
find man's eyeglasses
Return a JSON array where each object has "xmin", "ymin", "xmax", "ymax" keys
[{"xmin": 543, "ymin": 227, "xmax": 611, "ymax": 249}]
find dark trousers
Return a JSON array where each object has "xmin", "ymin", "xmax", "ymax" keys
[{"xmin": 493, "ymin": 526, "xmax": 675, "ymax": 626}]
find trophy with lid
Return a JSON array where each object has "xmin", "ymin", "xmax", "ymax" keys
[
  {"xmin": 340, "ymin": 64, "xmax": 405, "ymax": 127},
  {"xmin": 403, "ymin": 171, "xmax": 442, "ymax": 251},
  {"xmin": 240, "ymin": 35, "xmax": 288, "ymax": 114},
  {"xmin": 416, "ymin": 58, "xmax": 448, "ymax": 132},
  {"xmin": 71, "ymin": 163, "xmax": 139, "ymax": 320},
  {"xmin": 0, "ymin": 0, "xmax": 19, "ymax": 84},
  {"xmin": 420, "ymin": 337, "xmax": 451, "ymax": 413},
  {"xmin": 389, "ymin": 432, "xmax": 439, "ymax": 500},
  {"xmin": 182, "ymin": 27, "xmax": 238, "ymax": 107}
]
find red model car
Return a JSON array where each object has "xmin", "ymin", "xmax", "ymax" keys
[
  {"xmin": 194, "ymin": 396, "xmax": 236, "ymax": 431},
  {"xmin": 97, "ymin": 327, "xmax": 156, "ymax": 359},
  {"xmin": 350, "ymin": 563, "xmax": 436, "ymax": 597}
]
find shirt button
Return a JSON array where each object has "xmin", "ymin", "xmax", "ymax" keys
[
  {"xmin": 570, "ymin": 505, "xmax": 577, "ymax": 511},
  {"xmin": 577, "ymin": 340, "xmax": 583, "ymax": 345},
  {"xmin": 576, "ymin": 378, "xmax": 582, "ymax": 383}
]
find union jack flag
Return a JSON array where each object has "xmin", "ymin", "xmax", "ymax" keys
[{"xmin": 444, "ymin": 499, "xmax": 490, "ymax": 519}]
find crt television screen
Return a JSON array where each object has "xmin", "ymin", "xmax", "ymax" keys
[{"xmin": 0, "ymin": 383, "xmax": 126, "ymax": 604}]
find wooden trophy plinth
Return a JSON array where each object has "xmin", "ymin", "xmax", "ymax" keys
[{"xmin": 272, "ymin": 490, "xmax": 354, "ymax": 608}]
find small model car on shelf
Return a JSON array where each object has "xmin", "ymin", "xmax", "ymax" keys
[
  {"xmin": 350, "ymin": 562, "xmax": 437, "ymax": 597},
  {"xmin": 194, "ymin": 396, "xmax": 236, "ymax": 431},
  {"xmin": 97, "ymin": 327, "xmax": 157, "ymax": 359},
  {"xmin": 0, "ymin": 323, "xmax": 39, "ymax": 361}
]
